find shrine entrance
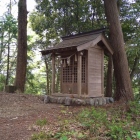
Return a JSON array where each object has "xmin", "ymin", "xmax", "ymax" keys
[{"xmin": 61, "ymin": 51, "xmax": 87, "ymax": 95}]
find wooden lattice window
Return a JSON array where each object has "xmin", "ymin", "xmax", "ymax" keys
[
  {"xmin": 62, "ymin": 59, "xmax": 73, "ymax": 83},
  {"xmin": 82, "ymin": 56, "xmax": 86, "ymax": 83},
  {"xmin": 74, "ymin": 61, "xmax": 77, "ymax": 83},
  {"xmin": 62, "ymin": 54, "xmax": 86, "ymax": 83}
]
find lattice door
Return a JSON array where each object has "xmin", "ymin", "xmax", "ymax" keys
[
  {"xmin": 62, "ymin": 59, "xmax": 73, "ymax": 83},
  {"xmin": 62, "ymin": 54, "xmax": 86, "ymax": 94}
]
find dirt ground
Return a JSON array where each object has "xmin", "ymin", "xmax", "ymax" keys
[{"xmin": 0, "ymin": 92, "xmax": 86, "ymax": 140}]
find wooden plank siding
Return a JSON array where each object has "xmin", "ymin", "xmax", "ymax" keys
[{"xmin": 88, "ymin": 45, "xmax": 104, "ymax": 97}]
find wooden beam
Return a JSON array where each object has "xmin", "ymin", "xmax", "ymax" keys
[
  {"xmin": 77, "ymin": 52, "xmax": 82, "ymax": 97},
  {"xmin": 51, "ymin": 53, "xmax": 55, "ymax": 94},
  {"xmin": 101, "ymin": 49, "xmax": 104, "ymax": 95},
  {"xmin": 101, "ymin": 34, "xmax": 114, "ymax": 55}
]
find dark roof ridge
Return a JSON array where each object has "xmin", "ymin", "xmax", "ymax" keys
[{"xmin": 62, "ymin": 28, "xmax": 106, "ymax": 40}]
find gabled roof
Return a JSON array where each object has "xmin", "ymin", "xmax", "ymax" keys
[{"xmin": 41, "ymin": 28, "xmax": 113, "ymax": 55}]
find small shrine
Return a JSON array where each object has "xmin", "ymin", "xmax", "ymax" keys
[{"xmin": 41, "ymin": 28, "xmax": 113, "ymax": 98}]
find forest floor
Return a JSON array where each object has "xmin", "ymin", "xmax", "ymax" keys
[
  {"xmin": 0, "ymin": 92, "xmax": 139, "ymax": 140},
  {"xmin": 0, "ymin": 92, "xmax": 91, "ymax": 140}
]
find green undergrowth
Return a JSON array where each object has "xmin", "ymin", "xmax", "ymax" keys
[
  {"xmin": 36, "ymin": 118, "xmax": 47, "ymax": 127},
  {"xmin": 31, "ymin": 101, "xmax": 140, "ymax": 140}
]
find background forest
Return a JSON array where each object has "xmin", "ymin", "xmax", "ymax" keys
[{"xmin": 0, "ymin": 0, "xmax": 139, "ymax": 96}]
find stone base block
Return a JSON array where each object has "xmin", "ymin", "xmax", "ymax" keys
[{"xmin": 43, "ymin": 95, "xmax": 114, "ymax": 106}]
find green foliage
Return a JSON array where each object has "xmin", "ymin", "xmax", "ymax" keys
[
  {"xmin": 0, "ymin": 13, "xmax": 18, "ymax": 87},
  {"xmin": 78, "ymin": 102, "xmax": 140, "ymax": 140},
  {"xmin": 0, "ymin": 74, "xmax": 5, "ymax": 91},
  {"xmin": 31, "ymin": 0, "xmax": 106, "ymax": 37},
  {"xmin": 54, "ymin": 132, "xmax": 69, "ymax": 140},
  {"xmin": 31, "ymin": 132, "xmax": 48, "ymax": 140},
  {"xmin": 31, "ymin": 101, "xmax": 140, "ymax": 140},
  {"xmin": 0, "ymin": 0, "xmax": 139, "ymax": 95},
  {"xmin": 127, "ymin": 101, "xmax": 140, "ymax": 119},
  {"xmin": 27, "ymin": 0, "xmax": 140, "ymax": 95},
  {"xmin": 122, "ymin": 0, "xmax": 140, "ymax": 94},
  {"xmin": 36, "ymin": 118, "xmax": 47, "ymax": 126}
]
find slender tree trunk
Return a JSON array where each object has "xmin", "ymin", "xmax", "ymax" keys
[
  {"xmin": 105, "ymin": 55, "xmax": 113, "ymax": 97},
  {"xmin": 0, "ymin": 32, "xmax": 4, "ymax": 64},
  {"xmin": 6, "ymin": 35, "xmax": 10, "ymax": 85},
  {"xmin": 104, "ymin": 0, "xmax": 134, "ymax": 101},
  {"xmin": 130, "ymin": 57, "xmax": 139, "ymax": 80},
  {"xmin": 15, "ymin": 0, "xmax": 27, "ymax": 92}
]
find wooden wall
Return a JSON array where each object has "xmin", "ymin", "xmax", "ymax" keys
[
  {"xmin": 60, "ymin": 46, "xmax": 104, "ymax": 97},
  {"xmin": 88, "ymin": 45, "xmax": 104, "ymax": 97}
]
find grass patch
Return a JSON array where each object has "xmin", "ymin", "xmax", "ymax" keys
[
  {"xmin": 31, "ymin": 132, "xmax": 48, "ymax": 140},
  {"xmin": 31, "ymin": 101, "xmax": 140, "ymax": 140},
  {"xmin": 78, "ymin": 101, "xmax": 140, "ymax": 140},
  {"xmin": 36, "ymin": 118, "xmax": 47, "ymax": 127}
]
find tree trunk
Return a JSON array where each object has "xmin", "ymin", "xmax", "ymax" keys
[
  {"xmin": 105, "ymin": 55, "xmax": 113, "ymax": 97},
  {"xmin": 104, "ymin": 0, "xmax": 134, "ymax": 101},
  {"xmin": 130, "ymin": 57, "xmax": 139, "ymax": 80},
  {"xmin": 15, "ymin": 0, "xmax": 27, "ymax": 92},
  {"xmin": 6, "ymin": 37, "xmax": 10, "ymax": 85}
]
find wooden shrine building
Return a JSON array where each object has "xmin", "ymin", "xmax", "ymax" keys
[{"xmin": 41, "ymin": 29, "xmax": 113, "ymax": 98}]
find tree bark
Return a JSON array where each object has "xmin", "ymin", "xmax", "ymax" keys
[
  {"xmin": 104, "ymin": 0, "xmax": 134, "ymax": 101},
  {"xmin": 15, "ymin": 0, "xmax": 27, "ymax": 92},
  {"xmin": 130, "ymin": 57, "xmax": 139, "ymax": 80},
  {"xmin": 105, "ymin": 55, "xmax": 113, "ymax": 97}
]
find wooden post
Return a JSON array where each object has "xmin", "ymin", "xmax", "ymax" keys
[
  {"xmin": 77, "ymin": 52, "xmax": 82, "ymax": 97},
  {"xmin": 101, "ymin": 50, "xmax": 104, "ymax": 95},
  {"xmin": 52, "ymin": 53, "xmax": 55, "ymax": 94}
]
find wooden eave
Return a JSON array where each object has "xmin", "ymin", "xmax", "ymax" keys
[
  {"xmin": 77, "ymin": 33, "xmax": 113, "ymax": 55},
  {"xmin": 40, "ymin": 29, "xmax": 113, "ymax": 56},
  {"xmin": 41, "ymin": 46, "xmax": 77, "ymax": 55}
]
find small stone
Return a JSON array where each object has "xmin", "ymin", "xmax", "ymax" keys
[
  {"xmin": 102, "ymin": 98, "xmax": 106, "ymax": 105},
  {"xmin": 75, "ymin": 99, "xmax": 86, "ymax": 105},
  {"xmin": 94, "ymin": 98, "xmax": 99, "ymax": 106},
  {"xmin": 59, "ymin": 97, "xmax": 65, "ymax": 104},
  {"xmin": 57, "ymin": 97, "xmax": 61, "ymax": 104},
  {"xmin": 49, "ymin": 96, "xmax": 57, "ymax": 103},
  {"xmin": 109, "ymin": 97, "xmax": 114, "ymax": 103},
  {"xmin": 71, "ymin": 98, "xmax": 77, "ymax": 104},
  {"xmin": 44, "ymin": 95, "xmax": 50, "ymax": 104},
  {"xmin": 64, "ymin": 97, "xmax": 71, "ymax": 106},
  {"xmin": 85, "ymin": 98, "xmax": 90, "ymax": 105},
  {"xmin": 53, "ymin": 97, "xmax": 57, "ymax": 103},
  {"xmin": 98, "ymin": 98, "xmax": 103, "ymax": 106},
  {"xmin": 106, "ymin": 97, "xmax": 110, "ymax": 104},
  {"xmin": 89, "ymin": 98, "xmax": 95, "ymax": 106}
]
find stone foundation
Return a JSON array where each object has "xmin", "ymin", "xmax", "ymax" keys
[{"xmin": 43, "ymin": 95, "xmax": 114, "ymax": 106}]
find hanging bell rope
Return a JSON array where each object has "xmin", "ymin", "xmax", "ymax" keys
[
  {"xmin": 63, "ymin": 59, "xmax": 66, "ymax": 68},
  {"xmin": 61, "ymin": 52, "xmax": 76, "ymax": 60},
  {"xmin": 67, "ymin": 58, "xmax": 70, "ymax": 66},
  {"xmin": 60, "ymin": 52, "xmax": 77, "ymax": 65}
]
